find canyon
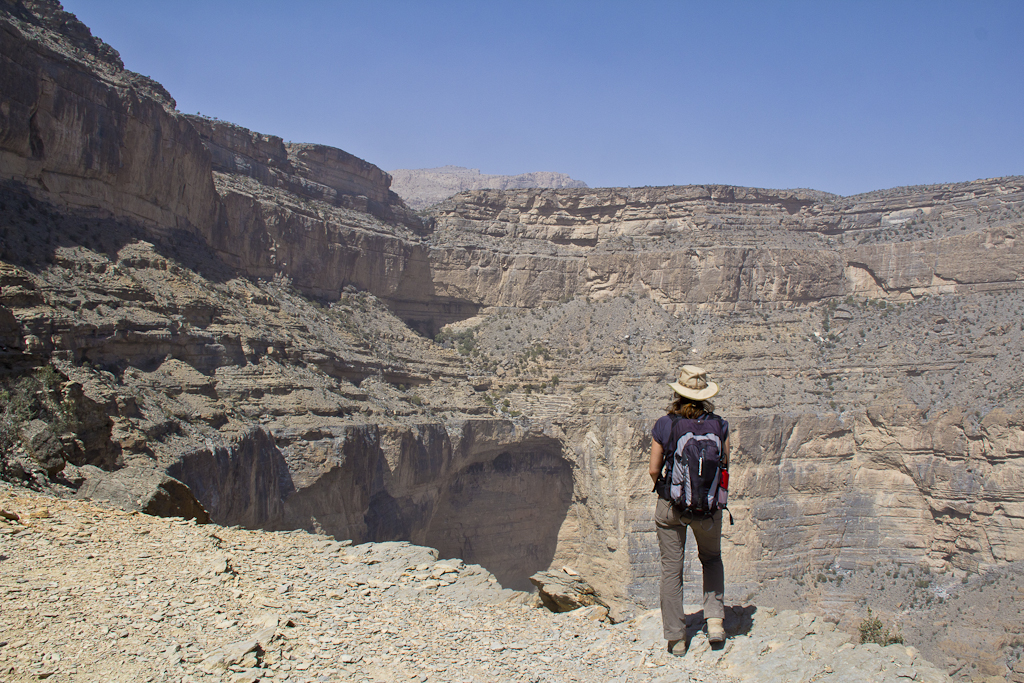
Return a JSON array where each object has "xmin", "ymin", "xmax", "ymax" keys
[{"xmin": 2, "ymin": 2, "xmax": 1024, "ymax": 680}]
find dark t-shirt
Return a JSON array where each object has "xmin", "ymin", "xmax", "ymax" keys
[{"xmin": 651, "ymin": 413, "xmax": 729, "ymax": 450}]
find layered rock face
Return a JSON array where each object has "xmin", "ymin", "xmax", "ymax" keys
[
  {"xmin": 184, "ymin": 116, "xmax": 479, "ymax": 334},
  {"xmin": 0, "ymin": 0, "xmax": 451, "ymax": 327},
  {"xmin": 185, "ymin": 116, "xmax": 421, "ymax": 229},
  {"xmin": 0, "ymin": 0, "xmax": 218, "ymax": 232},
  {"xmin": 2, "ymin": 2, "xmax": 1024, "ymax": 654},
  {"xmin": 427, "ymin": 181, "xmax": 1024, "ymax": 310}
]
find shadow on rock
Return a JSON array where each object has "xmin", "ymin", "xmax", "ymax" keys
[
  {"xmin": 684, "ymin": 604, "xmax": 758, "ymax": 649},
  {"xmin": 725, "ymin": 603, "xmax": 757, "ymax": 637},
  {"xmin": 0, "ymin": 182, "xmax": 237, "ymax": 285}
]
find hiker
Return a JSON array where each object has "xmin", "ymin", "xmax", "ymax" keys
[{"xmin": 649, "ymin": 365, "xmax": 730, "ymax": 654}]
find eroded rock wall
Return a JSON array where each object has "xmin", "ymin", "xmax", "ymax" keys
[
  {"xmin": 389, "ymin": 165, "xmax": 589, "ymax": 210},
  {"xmin": 182, "ymin": 116, "xmax": 476, "ymax": 331},
  {"xmin": 567, "ymin": 407, "xmax": 1024, "ymax": 609},
  {"xmin": 426, "ymin": 180, "xmax": 1024, "ymax": 312},
  {"xmin": 185, "ymin": 116, "xmax": 422, "ymax": 227},
  {"xmin": 1, "ymin": 1, "xmax": 442, "ymax": 326},
  {"xmin": 169, "ymin": 420, "xmax": 572, "ymax": 591}
]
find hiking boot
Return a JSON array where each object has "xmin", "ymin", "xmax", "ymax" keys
[
  {"xmin": 668, "ymin": 639, "xmax": 686, "ymax": 656},
  {"xmin": 707, "ymin": 617, "xmax": 726, "ymax": 643}
]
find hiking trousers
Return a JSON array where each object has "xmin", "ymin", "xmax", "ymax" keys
[{"xmin": 655, "ymin": 497, "xmax": 724, "ymax": 641}]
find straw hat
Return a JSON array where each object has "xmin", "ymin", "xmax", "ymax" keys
[{"xmin": 668, "ymin": 365, "xmax": 719, "ymax": 401}]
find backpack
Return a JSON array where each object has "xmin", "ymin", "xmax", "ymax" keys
[{"xmin": 656, "ymin": 414, "xmax": 733, "ymax": 524}]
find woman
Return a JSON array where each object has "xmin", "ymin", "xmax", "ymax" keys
[{"xmin": 649, "ymin": 365, "xmax": 729, "ymax": 654}]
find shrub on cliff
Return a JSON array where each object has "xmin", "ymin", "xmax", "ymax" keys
[
  {"xmin": 858, "ymin": 608, "xmax": 904, "ymax": 646},
  {"xmin": 0, "ymin": 364, "xmax": 74, "ymax": 482},
  {"xmin": 435, "ymin": 328, "xmax": 476, "ymax": 355}
]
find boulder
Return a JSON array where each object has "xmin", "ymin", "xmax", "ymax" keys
[
  {"xmin": 59, "ymin": 462, "xmax": 88, "ymax": 488},
  {"xmin": 529, "ymin": 569, "xmax": 609, "ymax": 613},
  {"xmin": 76, "ymin": 466, "xmax": 210, "ymax": 523}
]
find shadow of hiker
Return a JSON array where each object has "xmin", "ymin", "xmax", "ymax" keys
[
  {"xmin": 684, "ymin": 604, "xmax": 758, "ymax": 651},
  {"xmin": 725, "ymin": 603, "xmax": 757, "ymax": 637}
]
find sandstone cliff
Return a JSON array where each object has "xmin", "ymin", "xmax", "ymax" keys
[
  {"xmin": 185, "ymin": 116, "xmax": 421, "ymax": 230},
  {"xmin": 1, "ymin": 2, "xmax": 1023, "ymax": 679},
  {"xmin": 0, "ymin": 0, "xmax": 218, "ymax": 232},
  {"xmin": 389, "ymin": 165, "xmax": 589, "ymax": 209}
]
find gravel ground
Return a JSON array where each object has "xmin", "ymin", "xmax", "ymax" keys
[{"xmin": 0, "ymin": 483, "xmax": 950, "ymax": 683}]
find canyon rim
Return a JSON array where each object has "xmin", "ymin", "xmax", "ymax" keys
[{"xmin": 2, "ymin": 1, "xmax": 1024, "ymax": 680}]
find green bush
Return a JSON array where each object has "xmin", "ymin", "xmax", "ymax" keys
[
  {"xmin": 1, "ymin": 364, "xmax": 74, "ymax": 476},
  {"xmin": 0, "ymin": 398, "xmax": 16, "ymax": 456},
  {"xmin": 858, "ymin": 608, "xmax": 904, "ymax": 646},
  {"xmin": 435, "ymin": 329, "xmax": 476, "ymax": 356}
]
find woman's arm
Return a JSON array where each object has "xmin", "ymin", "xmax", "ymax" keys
[
  {"xmin": 649, "ymin": 440, "xmax": 664, "ymax": 485},
  {"xmin": 723, "ymin": 435, "xmax": 730, "ymax": 468}
]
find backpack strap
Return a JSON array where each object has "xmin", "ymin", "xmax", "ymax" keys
[
  {"xmin": 708, "ymin": 415, "xmax": 734, "ymax": 525},
  {"xmin": 702, "ymin": 414, "xmax": 734, "ymax": 525},
  {"xmin": 652, "ymin": 414, "xmax": 682, "ymax": 498}
]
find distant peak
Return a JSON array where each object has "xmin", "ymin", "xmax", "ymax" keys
[{"xmin": 389, "ymin": 166, "xmax": 588, "ymax": 210}]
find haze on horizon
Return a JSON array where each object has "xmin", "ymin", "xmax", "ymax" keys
[{"xmin": 59, "ymin": 0, "xmax": 1024, "ymax": 197}]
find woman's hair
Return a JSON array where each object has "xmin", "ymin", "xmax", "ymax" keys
[{"xmin": 667, "ymin": 395, "xmax": 714, "ymax": 419}]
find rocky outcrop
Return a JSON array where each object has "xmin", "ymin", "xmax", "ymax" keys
[
  {"xmin": 529, "ymin": 568, "xmax": 609, "ymax": 614},
  {"xmin": 390, "ymin": 165, "xmax": 588, "ymax": 209},
  {"xmin": 75, "ymin": 464, "xmax": 210, "ymax": 522},
  {"xmin": 4, "ymin": 483, "xmax": 958, "ymax": 683},
  {"xmin": 18, "ymin": 418, "xmax": 64, "ymax": 475}
]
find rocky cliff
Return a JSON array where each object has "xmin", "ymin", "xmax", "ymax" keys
[
  {"xmin": 185, "ymin": 116, "xmax": 420, "ymax": 229},
  {"xmin": 426, "ymin": 180, "xmax": 1024, "ymax": 310},
  {"xmin": 0, "ymin": 0, "xmax": 218, "ymax": 232},
  {"xmin": 2, "ymin": 2, "xmax": 1023, "ymax": 679}
]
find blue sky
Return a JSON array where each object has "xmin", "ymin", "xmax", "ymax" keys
[{"xmin": 60, "ymin": 1, "xmax": 1023, "ymax": 196}]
